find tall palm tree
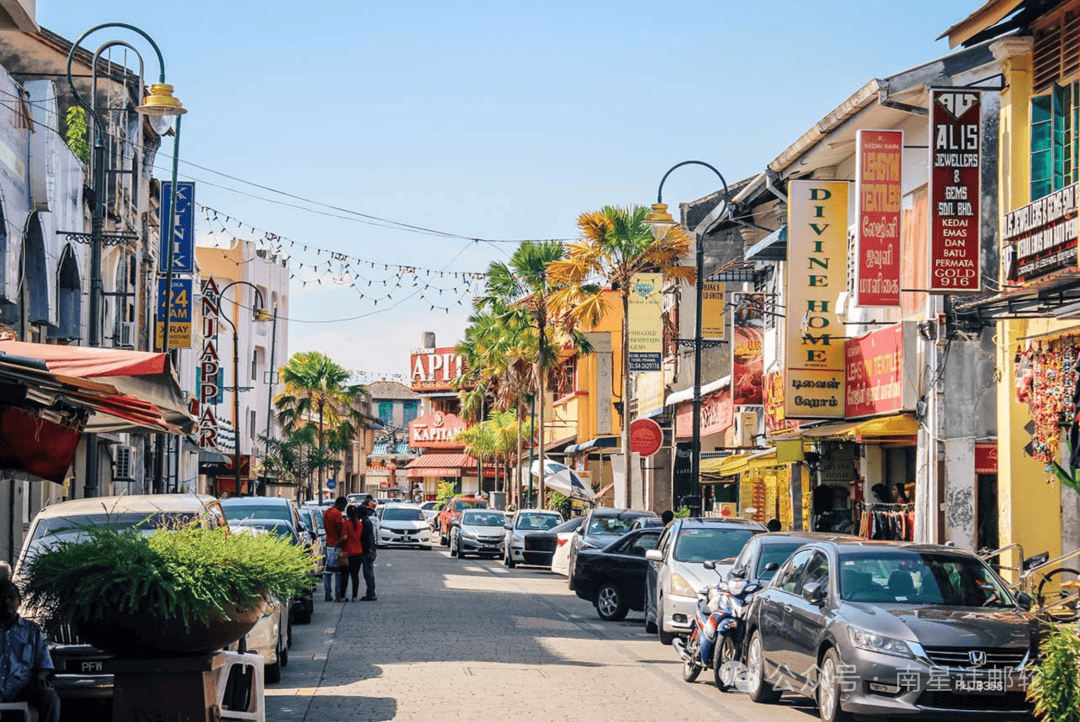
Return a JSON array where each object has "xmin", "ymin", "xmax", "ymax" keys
[
  {"xmin": 274, "ymin": 351, "xmax": 366, "ymax": 501},
  {"xmin": 547, "ymin": 205, "xmax": 694, "ymax": 509}
]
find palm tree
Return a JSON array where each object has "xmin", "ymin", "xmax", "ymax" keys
[
  {"xmin": 274, "ymin": 351, "xmax": 367, "ymax": 501},
  {"xmin": 547, "ymin": 205, "xmax": 694, "ymax": 509}
]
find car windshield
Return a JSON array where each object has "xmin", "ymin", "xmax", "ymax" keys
[
  {"xmin": 221, "ymin": 503, "xmax": 292, "ymax": 524},
  {"xmin": 453, "ymin": 500, "xmax": 487, "ymax": 512},
  {"xmin": 839, "ymin": 550, "xmax": 1014, "ymax": 607},
  {"xmin": 673, "ymin": 528, "xmax": 757, "ymax": 563},
  {"xmin": 587, "ymin": 516, "xmax": 635, "ymax": 536},
  {"xmin": 235, "ymin": 520, "xmax": 297, "ymax": 542},
  {"xmin": 462, "ymin": 512, "xmax": 506, "ymax": 526},
  {"xmin": 516, "ymin": 513, "xmax": 562, "ymax": 531},
  {"xmin": 756, "ymin": 542, "xmax": 807, "ymax": 579},
  {"xmin": 29, "ymin": 512, "xmax": 201, "ymax": 544},
  {"xmin": 383, "ymin": 507, "xmax": 425, "ymax": 522}
]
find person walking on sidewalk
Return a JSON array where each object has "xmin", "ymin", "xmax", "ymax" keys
[
  {"xmin": 322, "ymin": 496, "xmax": 347, "ymax": 602},
  {"xmin": 341, "ymin": 505, "xmax": 366, "ymax": 601},
  {"xmin": 358, "ymin": 504, "xmax": 377, "ymax": 601}
]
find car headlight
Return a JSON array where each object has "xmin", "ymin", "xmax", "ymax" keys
[
  {"xmin": 461, "ymin": 530, "xmax": 478, "ymax": 540},
  {"xmin": 670, "ymin": 573, "xmax": 696, "ymax": 597},
  {"xmin": 848, "ymin": 626, "xmax": 914, "ymax": 658}
]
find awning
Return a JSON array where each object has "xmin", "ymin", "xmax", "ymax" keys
[
  {"xmin": 745, "ymin": 225, "xmax": 786, "ymax": 261},
  {"xmin": 800, "ymin": 414, "xmax": 920, "ymax": 440},
  {"xmin": 0, "ymin": 341, "xmax": 195, "ymax": 434},
  {"xmin": 665, "ymin": 376, "xmax": 730, "ymax": 407},
  {"xmin": 404, "ymin": 452, "xmax": 477, "ymax": 478},
  {"xmin": 701, "ymin": 449, "xmax": 778, "ymax": 477},
  {"xmin": 565, "ymin": 436, "xmax": 620, "ymax": 454}
]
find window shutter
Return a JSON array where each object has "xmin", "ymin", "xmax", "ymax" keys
[{"xmin": 1034, "ymin": 11, "xmax": 1080, "ymax": 91}]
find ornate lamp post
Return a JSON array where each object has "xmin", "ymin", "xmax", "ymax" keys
[{"xmin": 645, "ymin": 161, "xmax": 731, "ymax": 502}]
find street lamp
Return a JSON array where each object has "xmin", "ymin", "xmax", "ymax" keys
[
  {"xmin": 645, "ymin": 161, "xmax": 731, "ymax": 506},
  {"xmin": 65, "ymin": 23, "xmax": 186, "ymax": 499},
  {"xmin": 217, "ymin": 281, "xmax": 271, "ymax": 497}
]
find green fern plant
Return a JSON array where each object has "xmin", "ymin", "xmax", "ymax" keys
[
  {"xmin": 1029, "ymin": 624, "xmax": 1080, "ymax": 722},
  {"xmin": 64, "ymin": 106, "xmax": 90, "ymax": 165}
]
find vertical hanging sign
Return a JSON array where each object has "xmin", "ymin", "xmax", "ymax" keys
[
  {"xmin": 160, "ymin": 181, "xmax": 195, "ymax": 274},
  {"xmin": 198, "ymin": 277, "xmax": 221, "ymax": 450},
  {"xmin": 785, "ymin": 180, "xmax": 848, "ymax": 419},
  {"xmin": 731, "ymin": 292, "xmax": 765, "ymax": 405},
  {"xmin": 627, "ymin": 272, "xmax": 662, "ymax": 371},
  {"xmin": 855, "ymin": 129, "xmax": 903, "ymax": 306},
  {"xmin": 155, "ymin": 277, "xmax": 193, "ymax": 349},
  {"xmin": 701, "ymin": 282, "xmax": 726, "ymax": 339},
  {"xmin": 929, "ymin": 89, "xmax": 981, "ymax": 292}
]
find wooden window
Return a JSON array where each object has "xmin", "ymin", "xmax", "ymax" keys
[{"xmin": 1031, "ymin": 82, "xmax": 1080, "ymax": 201}]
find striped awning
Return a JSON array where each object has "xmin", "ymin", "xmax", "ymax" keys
[{"xmin": 404, "ymin": 453, "xmax": 478, "ymax": 478}]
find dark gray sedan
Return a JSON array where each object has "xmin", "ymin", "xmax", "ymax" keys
[{"xmin": 743, "ymin": 539, "xmax": 1038, "ymax": 722}]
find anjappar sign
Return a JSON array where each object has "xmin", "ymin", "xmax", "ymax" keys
[{"xmin": 785, "ymin": 180, "xmax": 847, "ymax": 418}]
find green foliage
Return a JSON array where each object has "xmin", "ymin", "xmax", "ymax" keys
[
  {"xmin": 22, "ymin": 523, "xmax": 315, "ymax": 629},
  {"xmin": 1029, "ymin": 624, "xmax": 1080, "ymax": 722},
  {"xmin": 674, "ymin": 507, "xmax": 692, "ymax": 518},
  {"xmin": 64, "ymin": 106, "xmax": 89, "ymax": 165},
  {"xmin": 546, "ymin": 491, "xmax": 571, "ymax": 517},
  {"xmin": 436, "ymin": 481, "xmax": 457, "ymax": 505}
]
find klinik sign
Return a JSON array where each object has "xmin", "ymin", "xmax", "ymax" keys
[{"xmin": 198, "ymin": 278, "xmax": 222, "ymax": 449}]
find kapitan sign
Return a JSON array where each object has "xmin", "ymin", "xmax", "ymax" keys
[
  {"xmin": 409, "ymin": 411, "xmax": 467, "ymax": 449},
  {"xmin": 410, "ymin": 347, "xmax": 465, "ymax": 392}
]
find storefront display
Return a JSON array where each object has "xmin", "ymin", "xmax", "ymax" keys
[{"xmin": 1014, "ymin": 339, "xmax": 1080, "ymax": 467}]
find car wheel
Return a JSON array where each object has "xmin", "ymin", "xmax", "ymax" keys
[
  {"xmin": 595, "ymin": 582, "xmax": 628, "ymax": 622},
  {"xmin": 280, "ymin": 633, "xmax": 289, "ymax": 667},
  {"xmin": 286, "ymin": 617, "xmax": 293, "ymax": 649},
  {"xmin": 713, "ymin": 634, "xmax": 737, "ymax": 692},
  {"xmin": 817, "ymin": 647, "xmax": 855, "ymax": 722},
  {"xmin": 645, "ymin": 619, "xmax": 657, "ymax": 634},
  {"xmin": 657, "ymin": 596, "xmax": 675, "ymax": 645},
  {"xmin": 746, "ymin": 631, "xmax": 781, "ymax": 704},
  {"xmin": 505, "ymin": 549, "xmax": 516, "ymax": 568},
  {"xmin": 265, "ymin": 640, "xmax": 282, "ymax": 684},
  {"xmin": 295, "ymin": 598, "xmax": 313, "ymax": 625}
]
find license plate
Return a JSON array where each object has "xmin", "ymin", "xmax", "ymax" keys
[
  {"xmin": 951, "ymin": 676, "xmax": 1005, "ymax": 694},
  {"xmin": 68, "ymin": 660, "xmax": 106, "ymax": 673},
  {"xmin": 395, "ymin": 537, "xmax": 411, "ymax": 542}
]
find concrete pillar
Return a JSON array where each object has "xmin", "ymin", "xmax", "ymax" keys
[{"xmin": 943, "ymin": 438, "xmax": 976, "ymax": 550}]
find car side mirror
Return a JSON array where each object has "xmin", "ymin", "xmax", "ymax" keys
[
  {"xmin": 504, "ymin": 524, "xmax": 513, "ymax": 530},
  {"xmin": 703, "ymin": 560, "xmax": 717, "ymax": 570},
  {"xmin": 764, "ymin": 562, "xmax": 780, "ymax": 572},
  {"xmin": 645, "ymin": 549, "xmax": 663, "ymax": 562},
  {"xmin": 1015, "ymin": 591, "xmax": 1033, "ymax": 611},
  {"xmin": 802, "ymin": 581, "xmax": 827, "ymax": 606},
  {"xmin": 576, "ymin": 526, "xmax": 585, "ymax": 535}
]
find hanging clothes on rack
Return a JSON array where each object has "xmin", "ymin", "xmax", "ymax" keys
[{"xmin": 856, "ymin": 502, "xmax": 915, "ymax": 541}]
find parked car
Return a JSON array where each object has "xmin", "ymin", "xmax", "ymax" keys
[
  {"xmin": 572, "ymin": 527, "xmax": 664, "ymax": 621},
  {"xmin": 419, "ymin": 500, "xmax": 440, "ymax": 525},
  {"xmin": 743, "ymin": 539, "xmax": 1039, "ymax": 722},
  {"xmin": 630, "ymin": 516, "xmax": 667, "ymax": 531},
  {"xmin": 567, "ymin": 509, "xmax": 658, "ymax": 589},
  {"xmin": 449, "ymin": 509, "xmax": 507, "ymax": 558},
  {"xmin": 219, "ymin": 497, "xmax": 305, "ymax": 537},
  {"xmin": 502, "ymin": 509, "xmax": 564, "ymax": 568},
  {"xmin": 438, "ymin": 496, "xmax": 489, "ymax": 546},
  {"xmin": 295, "ymin": 506, "xmax": 326, "ymax": 574},
  {"xmin": 14, "ymin": 494, "xmax": 228, "ymax": 699},
  {"xmin": 549, "ymin": 517, "xmax": 585, "ymax": 576},
  {"xmin": 375, "ymin": 503, "xmax": 432, "ymax": 549},
  {"xmin": 644, "ymin": 517, "xmax": 765, "ymax": 644},
  {"xmin": 726, "ymin": 532, "xmax": 861, "ymax": 587},
  {"xmin": 227, "ymin": 517, "xmax": 315, "ymax": 625}
]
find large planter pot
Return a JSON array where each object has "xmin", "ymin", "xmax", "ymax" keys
[{"xmin": 74, "ymin": 601, "xmax": 267, "ymax": 658}]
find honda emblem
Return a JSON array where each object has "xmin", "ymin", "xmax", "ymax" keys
[{"xmin": 968, "ymin": 650, "xmax": 987, "ymax": 667}]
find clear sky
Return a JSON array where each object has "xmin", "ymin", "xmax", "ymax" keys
[{"xmin": 40, "ymin": 0, "xmax": 973, "ymax": 380}]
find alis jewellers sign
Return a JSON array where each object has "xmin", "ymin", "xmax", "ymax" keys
[{"xmin": 1002, "ymin": 183, "xmax": 1078, "ymax": 285}]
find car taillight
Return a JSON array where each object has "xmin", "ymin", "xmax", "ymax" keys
[{"xmin": 557, "ymin": 538, "xmax": 569, "ymax": 547}]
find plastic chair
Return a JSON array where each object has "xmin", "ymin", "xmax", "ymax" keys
[
  {"xmin": 215, "ymin": 651, "xmax": 265, "ymax": 722},
  {"xmin": 0, "ymin": 701, "xmax": 38, "ymax": 722}
]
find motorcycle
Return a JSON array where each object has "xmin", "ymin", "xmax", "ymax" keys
[{"xmin": 673, "ymin": 560, "xmax": 760, "ymax": 692}]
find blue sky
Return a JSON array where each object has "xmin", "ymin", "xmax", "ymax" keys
[{"xmin": 41, "ymin": 0, "xmax": 973, "ymax": 379}]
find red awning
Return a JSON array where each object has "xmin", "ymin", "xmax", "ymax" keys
[
  {"xmin": 404, "ymin": 453, "xmax": 477, "ymax": 478},
  {"xmin": 0, "ymin": 341, "xmax": 168, "ymax": 378}
]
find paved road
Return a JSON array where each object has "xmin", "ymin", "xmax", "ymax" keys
[{"xmin": 265, "ymin": 546, "xmax": 822, "ymax": 722}]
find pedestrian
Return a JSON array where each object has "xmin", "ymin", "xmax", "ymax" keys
[
  {"xmin": 766, "ymin": 518, "xmax": 782, "ymax": 532},
  {"xmin": 358, "ymin": 504, "xmax": 377, "ymax": 601},
  {"xmin": 363, "ymin": 494, "xmax": 378, "ymax": 512},
  {"xmin": 0, "ymin": 581, "xmax": 60, "ymax": 722},
  {"xmin": 322, "ymin": 496, "xmax": 347, "ymax": 602},
  {"xmin": 341, "ymin": 505, "xmax": 365, "ymax": 601},
  {"xmin": 661, "ymin": 509, "xmax": 674, "ymax": 526}
]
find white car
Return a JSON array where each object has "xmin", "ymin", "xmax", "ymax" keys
[
  {"xmin": 549, "ymin": 517, "xmax": 584, "ymax": 576},
  {"xmin": 502, "ymin": 509, "xmax": 564, "ymax": 568},
  {"xmin": 375, "ymin": 503, "xmax": 432, "ymax": 549}
]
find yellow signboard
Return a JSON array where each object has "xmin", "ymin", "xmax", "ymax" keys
[
  {"xmin": 785, "ymin": 180, "xmax": 847, "ymax": 418},
  {"xmin": 155, "ymin": 277, "xmax": 193, "ymax": 349},
  {"xmin": 628, "ymin": 272, "xmax": 662, "ymax": 372},
  {"xmin": 702, "ymin": 282, "xmax": 725, "ymax": 339}
]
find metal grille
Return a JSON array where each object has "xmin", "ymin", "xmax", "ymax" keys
[
  {"xmin": 917, "ymin": 690, "xmax": 1030, "ymax": 713},
  {"xmin": 923, "ymin": 646, "xmax": 1028, "ymax": 670}
]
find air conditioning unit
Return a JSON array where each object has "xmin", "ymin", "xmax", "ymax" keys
[
  {"xmin": 113, "ymin": 444, "xmax": 137, "ymax": 481},
  {"xmin": 119, "ymin": 321, "xmax": 136, "ymax": 349},
  {"xmin": 734, "ymin": 411, "xmax": 757, "ymax": 448}
]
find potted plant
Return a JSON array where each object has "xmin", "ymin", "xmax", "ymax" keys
[
  {"xmin": 20, "ymin": 522, "xmax": 316, "ymax": 658},
  {"xmin": 1028, "ymin": 623, "xmax": 1080, "ymax": 722}
]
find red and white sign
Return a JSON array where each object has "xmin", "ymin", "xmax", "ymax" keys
[
  {"xmin": 198, "ymin": 277, "xmax": 221, "ymax": 450},
  {"xmin": 410, "ymin": 347, "xmax": 465, "ymax": 393},
  {"xmin": 674, "ymin": 388, "xmax": 734, "ymax": 440},
  {"xmin": 629, "ymin": 418, "xmax": 664, "ymax": 457},
  {"xmin": 856, "ymin": 129, "xmax": 903, "ymax": 306},
  {"xmin": 844, "ymin": 322, "xmax": 917, "ymax": 419},
  {"xmin": 975, "ymin": 442, "xmax": 998, "ymax": 474},
  {"xmin": 929, "ymin": 89, "xmax": 981, "ymax": 292},
  {"xmin": 408, "ymin": 411, "xmax": 467, "ymax": 449}
]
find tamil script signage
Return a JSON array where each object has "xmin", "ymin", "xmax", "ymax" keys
[
  {"xmin": 764, "ymin": 372, "xmax": 800, "ymax": 436},
  {"xmin": 410, "ymin": 347, "xmax": 465, "ymax": 393},
  {"xmin": 674, "ymin": 387, "xmax": 732, "ymax": 439},
  {"xmin": 844, "ymin": 322, "xmax": 917, "ymax": 419},
  {"xmin": 929, "ymin": 89, "xmax": 981, "ymax": 292},
  {"xmin": 785, "ymin": 180, "xmax": 847, "ymax": 418},
  {"xmin": 159, "ymin": 181, "xmax": 195, "ymax": 274},
  {"xmin": 198, "ymin": 277, "xmax": 222, "ymax": 450},
  {"xmin": 628, "ymin": 272, "xmax": 662, "ymax": 372},
  {"xmin": 855, "ymin": 129, "xmax": 903, "ymax": 306},
  {"xmin": 1002, "ymin": 183, "xmax": 1078, "ymax": 285},
  {"xmin": 409, "ymin": 411, "xmax": 468, "ymax": 449},
  {"xmin": 155, "ymin": 277, "xmax": 193, "ymax": 349}
]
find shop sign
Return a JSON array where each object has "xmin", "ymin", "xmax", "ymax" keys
[
  {"xmin": 1002, "ymin": 183, "xmax": 1078, "ymax": 285},
  {"xmin": 629, "ymin": 418, "xmax": 664, "ymax": 457},
  {"xmin": 844, "ymin": 322, "xmax": 917, "ymax": 418},
  {"xmin": 159, "ymin": 181, "xmax": 195, "ymax": 274},
  {"xmin": 409, "ymin": 411, "xmax": 467, "ymax": 448},
  {"xmin": 975, "ymin": 442, "xmax": 998, "ymax": 474},
  {"xmin": 785, "ymin": 180, "xmax": 848, "ymax": 418},
  {"xmin": 820, "ymin": 442, "xmax": 857, "ymax": 484},
  {"xmin": 674, "ymin": 388, "xmax": 733, "ymax": 439},
  {"xmin": 929, "ymin": 89, "xmax": 981, "ymax": 292},
  {"xmin": 628, "ymin": 272, "xmax": 663, "ymax": 371},
  {"xmin": 732, "ymin": 293, "xmax": 764, "ymax": 405},
  {"xmin": 198, "ymin": 277, "xmax": 222, "ymax": 450},
  {"xmin": 410, "ymin": 347, "xmax": 465, "ymax": 392},
  {"xmin": 855, "ymin": 129, "xmax": 903, "ymax": 306},
  {"xmin": 636, "ymin": 368, "xmax": 667, "ymax": 418},
  {"xmin": 764, "ymin": 372, "xmax": 800, "ymax": 435},
  {"xmin": 702, "ymin": 282, "xmax": 725, "ymax": 339},
  {"xmin": 155, "ymin": 277, "xmax": 192, "ymax": 349}
]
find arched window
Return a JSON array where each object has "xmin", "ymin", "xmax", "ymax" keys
[
  {"xmin": 19, "ymin": 212, "xmax": 49, "ymax": 340},
  {"xmin": 51, "ymin": 245, "xmax": 81, "ymax": 341}
]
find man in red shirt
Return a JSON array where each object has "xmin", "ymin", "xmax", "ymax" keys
[{"xmin": 322, "ymin": 496, "xmax": 347, "ymax": 602}]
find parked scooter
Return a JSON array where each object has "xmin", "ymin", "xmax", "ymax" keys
[{"xmin": 673, "ymin": 560, "xmax": 760, "ymax": 691}]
